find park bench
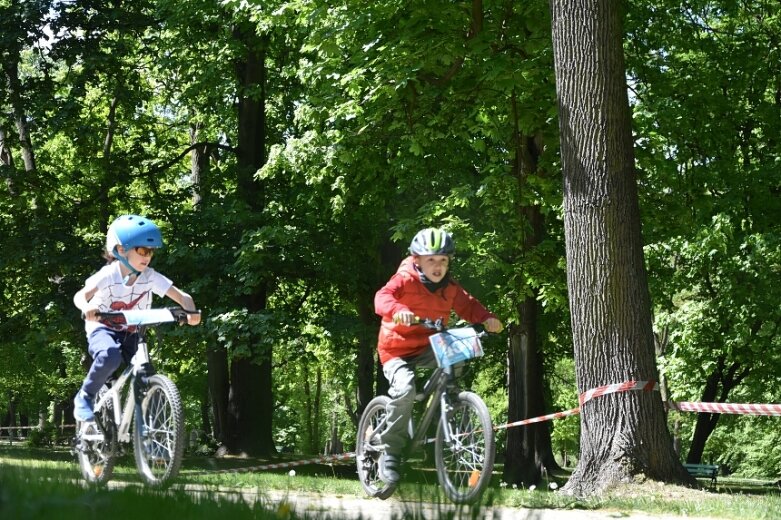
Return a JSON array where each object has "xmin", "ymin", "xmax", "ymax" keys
[{"xmin": 683, "ymin": 463, "xmax": 719, "ymax": 486}]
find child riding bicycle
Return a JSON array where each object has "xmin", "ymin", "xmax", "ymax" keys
[
  {"xmin": 72, "ymin": 215, "xmax": 201, "ymax": 422},
  {"xmin": 374, "ymin": 227, "xmax": 503, "ymax": 483}
]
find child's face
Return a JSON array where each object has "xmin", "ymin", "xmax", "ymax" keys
[
  {"xmin": 119, "ymin": 245, "xmax": 155, "ymax": 272},
  {"xmin": 415, "ymin": 254, "xmax": 450, "ymax": 283}
]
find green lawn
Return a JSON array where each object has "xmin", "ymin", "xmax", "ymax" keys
[{"xmin": 1, "ymin": 443, "xmax": 780, "ymax": 519}]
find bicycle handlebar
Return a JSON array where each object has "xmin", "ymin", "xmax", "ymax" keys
[
  {"xmin": 412, "ymin": 317, "xmax": 487, "ymax": 334},
  {"xmin": 91, "ymin": 307, "xmax": 201, "ymax": 326}
]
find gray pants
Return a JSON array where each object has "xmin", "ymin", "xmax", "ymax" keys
[{"xmin": 378, "ymin": 348, "xmax": 440, "ymax": 456}]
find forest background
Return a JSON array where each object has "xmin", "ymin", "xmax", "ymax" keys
[{"xmin": 1, "ymin": 0, "xmax": 779, "ymax": 489}]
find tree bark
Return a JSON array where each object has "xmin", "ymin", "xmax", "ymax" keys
[
  {"xmin": 2, "ymin": 60, "xmax": 36, "ymax": 172},
  {"xmin": 503, "ymin": 87, "xmax": 559, "ymax": 484},
  {"xmin": 0, "ymin": 127, "xmax": 15, "ymax": 195},
  {"xmin": 189, "ymin": 122, "xmax": 208, "ymax": 208},
  {"xmin": 550, "ymin": 0, "xmax": 690, "ymax": 496},
  {"xmin": 207, "ymin": 342, "xmax": 230, "ymax": 446},
  {"xmin": 224, "ymin": 25, "xmax": 274, "ymax": 456}
]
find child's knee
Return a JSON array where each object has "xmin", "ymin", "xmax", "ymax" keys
[{"xmin": 390, "ymin": 382, "xmax": 416, "ymax": 401}]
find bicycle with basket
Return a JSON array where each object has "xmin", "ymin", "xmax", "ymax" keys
[
  {"xmin": 356, "ymin": 318, "xmax": 496, "ymax": 504},
  {"xmin": 72, "ymin": 307, "xmax": 197, "ymax": 487}
]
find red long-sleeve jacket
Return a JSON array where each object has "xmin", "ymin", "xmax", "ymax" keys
[{"xmin": 375, "ymin": 256, "xmax": 496, "ymax": 364}]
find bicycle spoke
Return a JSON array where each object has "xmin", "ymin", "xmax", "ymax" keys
[
  {"xmin": 435, "ymin": 392, "xmax": 495, "ymax": 504},
  {"xmin": 134, "ymin": 375, "xmax": 184, "ymax": 486}
]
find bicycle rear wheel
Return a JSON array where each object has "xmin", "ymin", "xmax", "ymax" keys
[
  {"xmin": 435, "ymin": 391, "xmax": 495, "ymax": 504},
  {"xmin": 75, "ymin": 385, "xmax": 116, "ymax": 485},
  {"xmin": 356, "ymin": 395, "xmax": 397, "ymax": 499},
  {"xmin": 133, "ymin": 374, "xmax": 184, "ymax": 486}
]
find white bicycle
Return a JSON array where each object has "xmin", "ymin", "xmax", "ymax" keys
[{"xmin": 73, "ymin": 307, "xmax": 197, "ymax": 487}]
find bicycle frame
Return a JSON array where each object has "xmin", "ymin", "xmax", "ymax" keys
[
  {"xmin": 409, "ymin": 365, "xmax": 457, "ymax": 448},
  {"xmin": 88, "ymin": 334, "xmax": 151, "ymax": 444}
]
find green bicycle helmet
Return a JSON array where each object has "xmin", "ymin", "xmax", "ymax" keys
[{"xmin": 409, "ymin": 228, "xmax": 455, "ymax": 256}]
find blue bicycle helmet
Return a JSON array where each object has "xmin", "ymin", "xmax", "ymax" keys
[
  {"xmin": 105, "ymin": 215, "xmax": 164, "ymax": 254},
  {"xmin": 105, "ymin": 216, "xmax": 164, "ymax": 282},
  {"xmin": 409, "ymin": 228, "xmax": 455, "ymax": 256}
]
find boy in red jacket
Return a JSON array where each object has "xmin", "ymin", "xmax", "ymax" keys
[{"xmin": 373, "ymin": 228, "xmax": 503, "ymax": 483}]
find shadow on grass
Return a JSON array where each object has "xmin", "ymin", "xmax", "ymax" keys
[{"xmin": 3, "ymin": 443, "xmax": 781, "ymax": 519}]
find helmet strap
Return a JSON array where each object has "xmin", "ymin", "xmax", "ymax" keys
[{"xmin": 113, "ymin": 247, "xmax": 140, "ymax": 284}]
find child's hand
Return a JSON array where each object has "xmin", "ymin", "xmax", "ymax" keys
[
  {"xmin": 483, "ymin": 318, "xmax": 503, "ymax": 333},
  {"xmin": 392, "ymin": 311, "xmax": 416, "ymax": 326}
]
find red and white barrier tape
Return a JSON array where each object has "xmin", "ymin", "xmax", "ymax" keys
[
  {"xmin": 667, "ymin": 401, "xmax": 781, "ymax": 416},
  {"xmin": 579, "ymin": 379, "xmax": 658, "ymax": 405},
  {"xmin": 495, "ymin": 408, "xmax": 580, "ymax": 431},
  {"xmin": 496, "ymin": 379, "xmax": 658, "ymax": 431}
]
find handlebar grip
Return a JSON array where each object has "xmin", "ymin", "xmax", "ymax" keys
[{"xmin": 169, "ymin": 307, "xmax": 201, "ymax": 325}]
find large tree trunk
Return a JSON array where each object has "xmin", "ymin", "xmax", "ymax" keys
[
  {"xmin": 503, "ymin": 106, "xmax": 559, "ymax": 483},
  {"xmin": 189, "ymin": 120, "xmax": 230, "ymax": 446},
  {"xmin": 223, "ymin": 25, "xmax": 274, "ymax": 456},
  {"xmin": 550, "ymin": 0, "xmax": 690, "ymax": 496}
]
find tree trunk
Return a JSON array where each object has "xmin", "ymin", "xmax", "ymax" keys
[
  {"xmin": 355, "ymin": 300, "xmax": 377, "ymax": 421},
  {"xmin": 0, "ymin": 127, "xmax": 16, "ymax": 195},
  {"xmin": 227, "ymin": 352, "xmax": 270, "ymax": 455},
  {"xmin": 686, "ymin": 356, "xmax": 748, "ymax": 464},
  {"xmin": 304, "ymin": 362, "xmax": 313, "ymax": 451},
  {"xmin": 2, "ymin": 60, "xmax": 36, "ymax": 172},
  {"xmin": 207, "ymin": 342, "xmax": 230, "ymax": 445},
  {"xmin": 103, "ymin": 95, "xmax": 119, "ymax": 164},
  {"xmin": 503, "ymin": 89, "xmax": 559, "ymax": 484},
  {"xmin": 188, "ymin": 118, "xmax": 228, "ymax": 447},
  {"xmin": 189, "ymin": 122, "xmax": 208, "ymax": 207},
  {"xmin": 313, "ymin": 365, "xmax": 322, "ymax": 454},
  {"xmin": 550, "ymin": 0, "xmax": 690, "ymax": 496},
  {"xmin": 224, "ymin": 25, "xmax": 274, "ymax": 456}
]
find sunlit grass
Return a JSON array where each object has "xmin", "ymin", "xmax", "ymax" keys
[{"xmin": 2, "ymin": 443, "xmax": 780, "ymax": 519}]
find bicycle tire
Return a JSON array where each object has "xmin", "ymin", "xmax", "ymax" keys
[
  {"xmin": 435, "ymin": 391, "xmax": 495, "ymax": 504},
  {"xmin": 356, "ymin": 395, "xmax": 397, "ymax": 499},
  {"xmin": 75, "ymin": 385, "xmax": 116, "ymax": 485},
  {"xmin": 133, "ymin": 374, "xmax": 185, "ymax": 487}
]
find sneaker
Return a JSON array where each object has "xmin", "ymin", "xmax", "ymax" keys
[
  {"xmin": 73, "ymin": 390, "xmax": 95, "ymax": 422},
  {"xmin": 379, "ymin": 452, "xmax": 401, "ymax": 484}
]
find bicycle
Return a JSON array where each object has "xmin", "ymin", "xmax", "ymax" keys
[
  {"xmin": 72, "ymin": 307, "xmax": 198, "ymax": 487},
  {"xmin": 355, "ymin": 318, "xmax": 496, "ymax": 505}
]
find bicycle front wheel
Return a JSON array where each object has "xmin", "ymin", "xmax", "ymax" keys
[
  {"xmin": 355, "ymin": 395, "xmax": 397, "ymax": 499},
  {"xmin": 435, "ymin": 391, "xmax": 495, "ymax": 504},
  {"xmin": 133, "ymin": 374, "xmax": 185, "ymax": 486},
  {"xmin": 75, "ymin": 385, "xmax": 116, "ymax": 485}
]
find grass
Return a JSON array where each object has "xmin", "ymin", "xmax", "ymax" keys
[{"xmin": 1, "ymin": 443, "xmax": 780, "ymax": 519}]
